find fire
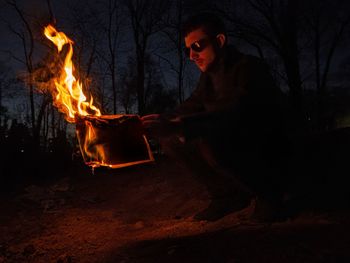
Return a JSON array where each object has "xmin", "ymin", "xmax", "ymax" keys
[
  {"xmin": 76, "ymin": 115, "xmax": 155, "ymax": 169},
  {"xmin": 43, "ymin": 25, "xmax": 154, "ymax": 169},
  {"xmin": 44, "ymin": 25, "xmax": 101, "ymax": 122}
]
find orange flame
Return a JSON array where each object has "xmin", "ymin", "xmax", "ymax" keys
[
  {"xmin": 44, "ymin": 25, "xmax": 101, "ymax": 122},
  {"xmin": 84, "ymin": 121, "xmax": 107, "ymax": 166},
  {"xmin": 43, "ymin": 25, "xmax": 154, "ymax": 169}
]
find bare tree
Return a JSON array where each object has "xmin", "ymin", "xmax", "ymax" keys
[
  {"xmin": 0, "ymin": 62, "xmax": 12, "ymax": 129},
  {"xmin": 156, "ymin": 0, "xmax": 187, "ymax": 104},
  {"xmin": 303, "ymin": 0, "xmax": 350, "ymax": 129},
  {"xmin": 124, "ymin": 0, "xmax": 170, "ymax": 115},
  {"xmin": 210, "ymin": 0, "xmax": 304, "ymax": 129},
  {"xmin": 0, "ymin": 63, "xmax": 10, "ymax": 115},
  {"xmin": 209, "ymin": 0, "xmax": 350, "ymax": 132},
  {"xmin": 64, "ymin": 0, "xmax": 127, "ymax": 115},
  {"xmin": 118, "ymin": 56, "xmax": 138, "ymax": 114},
  {"xmin": 58, "ymin": 0, "xmax": 105, "ymax": 114},
  {"xmin": 106, "ymin": 0, "xmax": 123, "ymax": 114},
  {"xmin": 4, "ymin": 0, "xmax": 52, "ymax": 145}
]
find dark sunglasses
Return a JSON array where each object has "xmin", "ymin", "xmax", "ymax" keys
[{"xmin": 184, "ymin": 38, "xmax": 211, "ymax": 57}]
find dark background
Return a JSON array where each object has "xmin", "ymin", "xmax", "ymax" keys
[
  {"xmin": 0, "ymin": 0, "xmax": 350, "ymax": 201},
  {"xmin": 1, "ymin": 1, "xmax": 350, "ymax": 262}
]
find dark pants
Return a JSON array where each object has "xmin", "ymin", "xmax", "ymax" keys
[{"xmin": 160, "ymin": 133, "xmax": 288, "ymax": 203}]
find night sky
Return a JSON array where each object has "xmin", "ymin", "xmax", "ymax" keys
[{"xmin": 1, "ymin": 0, "xmax": 350, "ymax": 119}]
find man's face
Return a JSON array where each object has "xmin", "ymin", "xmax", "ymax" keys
[{"xmin": 184, "ymin": 28, "xmax": 217, "ymax": 72}]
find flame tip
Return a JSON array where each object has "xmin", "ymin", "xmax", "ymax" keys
[{"xmin": 43, "ymin": 24, "xmax": 101, "ymax": 123}]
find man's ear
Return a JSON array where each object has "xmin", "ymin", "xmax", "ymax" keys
[{"xmin": 216, "ymin": 34, "xmax": 226, "ymax": 48}]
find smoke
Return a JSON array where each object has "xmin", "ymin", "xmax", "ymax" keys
[{"xmin": 18, "ymin": 47, "xmax": 67, "ymax": 97}]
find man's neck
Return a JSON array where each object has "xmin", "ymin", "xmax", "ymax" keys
[{"xmin": 207, "ymin": 47, "xmax": 227, "ymax": 76}]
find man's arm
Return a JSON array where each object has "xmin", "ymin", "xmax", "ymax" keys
[
  {"xmin": 178, "ymin": 57, "xmax": 285, "ymax": 141},
  {"xmin": 141, "ymin": 76, "xmax": 205, "ymax": 139}
]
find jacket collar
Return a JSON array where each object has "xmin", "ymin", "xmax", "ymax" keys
[{"xmin": 206, "ymin": 45, "xmax": 242, "ymax": 77}]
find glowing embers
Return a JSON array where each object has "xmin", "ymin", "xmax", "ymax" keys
[{"xmin": 76, "ymin": 114, "xmax": 154, "ymax": 169}]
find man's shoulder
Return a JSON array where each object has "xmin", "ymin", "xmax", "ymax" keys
[
  {"xmin": 226, "ymin": 46, "xmax": 267, "ymax": 69},
  {"xmin": 240, "ymin": 53, "xmax": 267, "ymax": 68}
]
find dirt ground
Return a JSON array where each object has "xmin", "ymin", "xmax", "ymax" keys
[{"xmin": 1, "ymin": 152, "xmax": 350, "ymax": 263}]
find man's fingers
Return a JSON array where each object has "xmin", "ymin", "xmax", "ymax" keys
[{"xmin": 141, "ymin": 114, "xmax": 160, "ymax": 121}]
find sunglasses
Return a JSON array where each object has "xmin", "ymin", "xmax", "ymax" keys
[{"xmin": 184, "ymin": 38, "xmax": 211, "ymax": 57}]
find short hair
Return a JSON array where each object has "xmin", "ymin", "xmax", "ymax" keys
[{"xmin": 181, "ymin": 12, "xmax": 227, "ymax": 39}]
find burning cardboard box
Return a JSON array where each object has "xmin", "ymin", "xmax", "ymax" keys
[
  {"xmin": 76, "ymin": 114, "xmax": 154, "ymax": 168},
  {"xmin": 43, "ymin": 25, "xmax": 153, "ymax": 169}
]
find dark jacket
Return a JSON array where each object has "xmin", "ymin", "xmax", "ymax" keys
[{"xmin": 173, "ymin": 46, "xmax": 288, "ymax": 170}]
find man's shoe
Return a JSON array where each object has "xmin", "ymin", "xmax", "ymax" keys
[{"xmin": 193, "ymin": 192, "xmax": 252, "ymax": 222}]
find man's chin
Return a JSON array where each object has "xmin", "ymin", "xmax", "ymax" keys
[{"xmin": 197, "ymin": 65, "xmax": 207, "ymax": 72}]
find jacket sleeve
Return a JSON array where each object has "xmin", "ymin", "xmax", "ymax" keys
[{"xmin": 178, "ymin": 57, "xmax": 286, "ymax": 141}]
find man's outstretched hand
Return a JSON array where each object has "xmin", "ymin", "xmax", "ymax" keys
[{"xmin": 141, "ymin": 114, "xmax": 183, "ymax": 139}]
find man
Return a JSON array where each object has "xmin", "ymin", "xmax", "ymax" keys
[{"xmin": 142, "ymin": 12, "xmax": 289, "ymax": 222}]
